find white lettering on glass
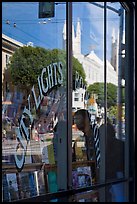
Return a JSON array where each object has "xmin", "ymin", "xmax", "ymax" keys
[{"xmin": 15, "ymin": 62, "xmax": 63, "ymax": 171}]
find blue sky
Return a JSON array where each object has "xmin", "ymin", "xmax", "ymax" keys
[
  {"xmin": 2, "ymin": 2, "xmax": 121, "ymax": 61},
  {"xmin": 2, "ymin": 2, "xmax": 65, "ymax": 48}
]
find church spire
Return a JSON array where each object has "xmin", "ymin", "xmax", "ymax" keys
[
  {"xmin": 62, "ymin": 20, "xmax": 66, "ymax": 41},
  {"xmin": 62, "ymin": 18, "xmax": 81, "ymax": 55},
  {"xmin": 111, "ymin": 28, "xmax": 119, "ymax": 72},
  {"xmin": 72, "ymin": 24, "xmax": 75, "ymax": 42},
  {"xmin": 73, "ymin": 18, "xmax": 81, "ymax": 56},
  {"xmin": 76, "ymin": 17, "xmax": 81, "ymax": 37},
  {"xmin": 62, "ymin": 20, "xmax": 66, "ymax": 50}
]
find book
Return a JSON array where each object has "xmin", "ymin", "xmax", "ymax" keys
[
  {"xmin": 47, "ymin": 143, "xmax": 55, "ymax": 164},
  {"xmin": 72, "ymin": 170, "xmax": 79, "ymax": 188},
  {"xmin": 77, "ymin": 166, "xmax": 92, "ymax": 187},
  {"xmin": 47, "ymin": 171, "xmax": 58, "ymax": 193}
]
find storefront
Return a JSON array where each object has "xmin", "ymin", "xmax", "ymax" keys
[{"xmin": 2, "ymin": 2, "xmax": 135, "ymax": 202}]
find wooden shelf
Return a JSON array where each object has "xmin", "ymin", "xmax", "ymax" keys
[{"xmin": 2, "ymin": 160, "xmax": 96, "ymax": 174}]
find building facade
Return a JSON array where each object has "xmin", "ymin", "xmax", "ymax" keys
[
  {"xmin": 63, "ymin": 18, "xmax": 118, "ymax": 86},
  {"xmin": 63, "ymin": 18, "xmax": 119, "ymax": 112},
  {"xmin": 2, "ymin": 34, "xmax": 24, "ymax": 100}
]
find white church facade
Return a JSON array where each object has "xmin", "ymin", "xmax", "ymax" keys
[
  {"xmin": 62, "ymin": 19, "xmax": 119, "ymax": 111},
  {"xmin": 62, "ymin": 18, "xmax": 118, "ymax": 86}
]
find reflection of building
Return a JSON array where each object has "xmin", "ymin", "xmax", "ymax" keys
[
  {"xmin": 72, "ymin": 88, "xmax": 86, "ymax": 112},
  {"xmin": 62, "ymin": 18, "xmax": 118, "ymax": 86},
  {"xmin": 87, "ymin": 95, "xmax": 98, "ymax": 117},
  {"xmin": 111, "ymin": 28, "xmax": 119, "ymax": 72},
  {"xmin": 2, "ymin": 34, "xmax": 25, "ymax": 119},
  {"xmin": 2, "ymin": 34, "xmax": 24, "ymax": 95},
  {"xmin": 62, "ymin": 18, "xmax": 118, "ymax": 112}
]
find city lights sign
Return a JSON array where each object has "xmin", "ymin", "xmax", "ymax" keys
[{"xmin": 14, "ymin": 62, "xmax": 63, "ymax": 171}]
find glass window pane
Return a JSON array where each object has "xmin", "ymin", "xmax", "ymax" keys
[
  {"xmin": 72, "ymin": 2, "xmax": 104, "ymax": 191},
  {"xmin": 67, "ymin": 182, "xmax": 127, "ymax": 202},
  {"xmin": 105, "ymin": 182, "xmax": 127, "ymax": 202},
  {"xmin": 2, "ymin": 2, "xmax": 67, "ymax": 202},
  {"xmin": 106, "ymin": 2, "xmax": 125, "ymax": 183}
]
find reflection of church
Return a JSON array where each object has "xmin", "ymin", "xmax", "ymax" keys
[
  {"xmin": 62, "ymin": 18, "xmax": 118, "ymax": 86},
  {"xmin": 62, "ymin": 19, "xmax": 119, "ymax": 110}
]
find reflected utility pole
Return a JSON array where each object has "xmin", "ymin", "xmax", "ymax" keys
[{"xmin": 117, "ymin": 6, "xmax": 124, "ymax": 140}]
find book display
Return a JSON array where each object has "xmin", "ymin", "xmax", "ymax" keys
[{"xmin": 72, "ymin": 166, "xmax": 92, "ymax": 188}]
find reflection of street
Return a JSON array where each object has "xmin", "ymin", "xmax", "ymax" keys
[
  {"xmin": 2, "ymin": 88, "xmax": 67, "ymax": 165},
  {"xmin": 2, "ymin": 132, "xmax": 54, "ymax": 164},
  {"xmin": 39, "ymin": 133, "xmax": 53, "ymax": 141},
  {"xmin": 115, "ymin": 121, "xmax": 125, "ymax": 140},
  {"xmin": 2, "ymin": 139, "xmax": 18, "ymax": 152},
  {"xmin": 72, "ymin": 124, "xmax": 84, "ymax": 140},
  {"xmin": 35, "ymin": 88, "xmax": 66, "ymax": 135},
  {"xmin": 72, "ymin": 127, "xmax": 86, "ymax": 161}
]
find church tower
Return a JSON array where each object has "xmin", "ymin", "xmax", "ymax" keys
[
  {"xmin": 73, "ymin": 18, "xmax": 81, "ymax": 56},
  {"xmin": 111, "ymin": 28, "xmax": 119, "ymax": 73},
  {"xmin": 62, "ymin": 20, "xmax": 66, "ymax": 50},
  {"xmin": 62, "ymin": 18, "xmax": 82, "ymax": 56}
]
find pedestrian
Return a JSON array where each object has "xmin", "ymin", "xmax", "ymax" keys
[
  {"xmin": 73, "ymin": 109, "xmax": 125, "ymax": 202},
  {"xmin": 98, "ymin": 117, "xmax": 125, "ymax": 202},
  {"xmin": 73, "ymin": 109, "xmax": 95, "ymax": 161}
]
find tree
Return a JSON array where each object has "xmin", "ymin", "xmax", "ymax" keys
[
  {"xmin": 72, "ymin": 57, "xmax": 86, "ymax": 86},
  {"xmin": 87, "ymin": 82, "xmax": 117, "ymax": 108},
  {"xmin": 8, "ymin": 46, "xmax": 50, "ymax": 95},
  {"xmin": 108, "ymin": 105, "xmax": 118, "ymax": 122},
  {"xmin": 107, "ymin": 83, "xmax": 118, "ymax": 107},
  {"xmin": 8, "ymin": 46, "xmax": 86, "ymax": 95}
]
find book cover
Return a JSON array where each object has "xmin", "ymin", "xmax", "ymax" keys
[
  {"xmin": 77, "ymin": 166, "xmax": 92, "ymax": 187},
  {"xmin": 75, "ymin": 142, "xmax": 83, "ymax": 161},
  {"xmin": 47, "ymin": 143, "xmax": 55, "ymax": 164},
  {"xmin": 47, "ymin": 171, "xmax": 58, "ymax": 193},
  {"xmin": 72, "ymin": 170, "xmax": 79, "ymax": 188}
]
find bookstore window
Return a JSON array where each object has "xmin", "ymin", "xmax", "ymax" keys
[
  {"xmin": 71, "ymin": 2, "xmax": 134, "ymax": 202},
  {"xmin": 2, "ymin": 2, "xmax": 68, "ymax": 202},
  {"xmin": 2, "ymin": 2, "xmax": 135, "ymax": 202},
  {"xmin": 72, "ymin": 2, "xmax": 104, "ymax": 201}
]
